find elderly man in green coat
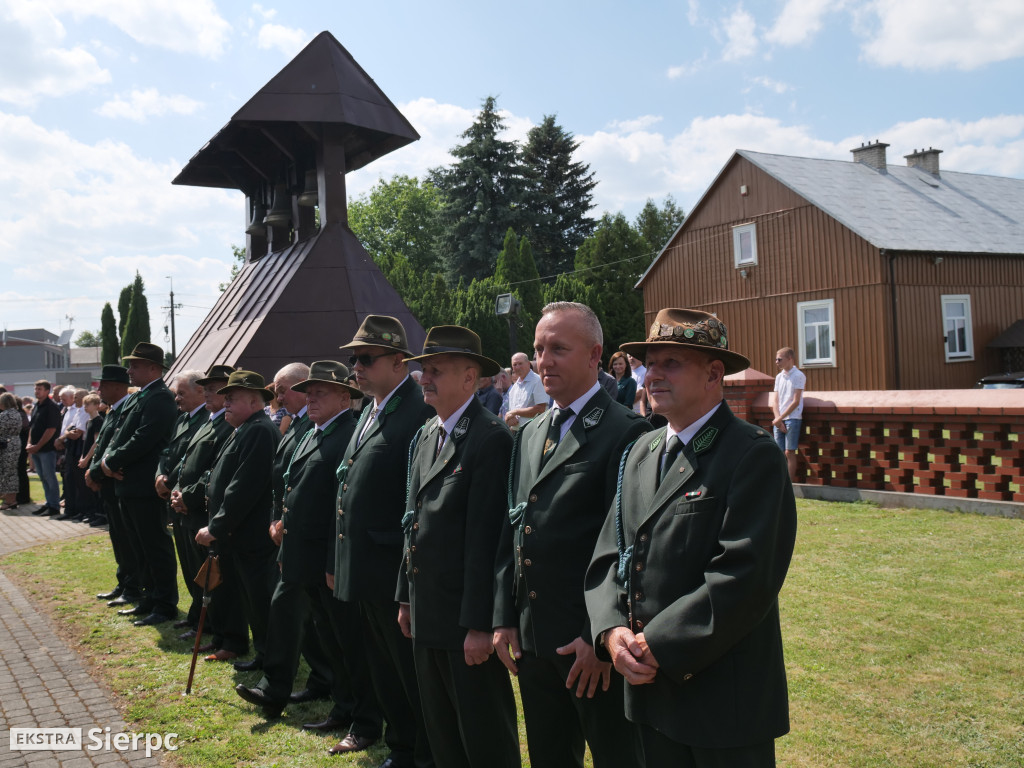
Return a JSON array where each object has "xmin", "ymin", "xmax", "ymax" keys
[{"xmin": 585, "ymin": 308, "xmax": 797, "ymax": 768}]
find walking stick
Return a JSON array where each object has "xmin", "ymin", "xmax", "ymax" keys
[{"xmin": 184, "ymin": 549, "xmax": 221, "ymax": 695}]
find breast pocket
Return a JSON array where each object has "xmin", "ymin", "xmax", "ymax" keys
[
  {"xmin": 670, "ymin": 495, "xmax": 716, "ymax": 516},
  {"xmin": 563, "ymin": 461, "xmax": 592, "ymax": 475}
]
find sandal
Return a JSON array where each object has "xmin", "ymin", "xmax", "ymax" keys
[{"xmin": 0, "ymin": 503, "xmax": 18, "ymax": 511}]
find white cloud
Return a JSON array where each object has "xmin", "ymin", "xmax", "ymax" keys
[
  {"xmin": 96, "ymin": 88, "xmax": 202, "ymax": 122},
  {"xmin": 750, "ymin": 76, "xmax": 793, "ymax": 94},
  {"xmin": 721, "ymin": 7, "xmax": 759, "ymax": 61},
  {"xmin": 667, "ymin": 54, "xmax": 708, "ymax": 79},
  {"xmin": 48, "ymin": 0, "xmax": 232, "ymax": 59},
  {"xmin": 0, "ymin": 0, "xmax": 110, "ymax": 106},
  {"xmin": 860, "ymin": 0, "xmax": 1024, "ymax": 70},
  {"xmin": 765, "ymin": 0, "xmax": 835, "ymax": 46},
  {"xmin": 252, "ymin": 3, "xmax": 277, "ymax": 20},
  {"xmin": 0, "ymin": 111, "xmax": 239, "ymax": 345},
  {"xmin": 256, "ymin": 23, "xmax": 308, "ymax": 57}
]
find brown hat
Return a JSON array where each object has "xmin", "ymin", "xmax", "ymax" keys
[
  {"xmin": 408, "ymin": 326, "xmax": 500, "ymax": 377},
  {"xmin": 620, "ymin": 308, "xmax": 750, "ymax": 375},
  {"xmin": 196, "ymin": 364, "xmax": 235, "ymax": 386},
  {"xmin": 216, "ymin": 370, "xmax": 275, "ymax": 402},
  {"xmin": 122, "ymin": 342, "xmax": 168, "ymax": 369},
  {"xmin": 292, "ymin": 361, "xmax": 363, "ymax": 397},
  {"xmin": 338, "ymin": 315, "xmax": 413, "ymax": 357}
]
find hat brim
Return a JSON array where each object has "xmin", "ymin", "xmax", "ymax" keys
[
  {"xmin": 291, "ymin": 377, "xmax": 364, "ymax": 398},
  {"xmin": 338, "ymin": 340, "xmax": 413, "ymax": 358},
  {"xmin": 216, "ymin": 384, "xmax": 275, "ymax": 402},
  {"xmin": 195, "ymin": 376, "xmax": 230, "ymax": 387},
  {"xmin": 407, "ymin": 350, "xmax": 501, "ymax": 378},
  {"xmin": 619, "ymin": 341, "xmax": 750, "ymax": 375},
  {"xmin": 122, "ymin": 354, "xmax": 169, "ymax": 370}
]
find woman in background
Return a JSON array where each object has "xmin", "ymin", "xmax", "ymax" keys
[
  {"xmin": 0, "ymin": 393, "xmax": 24, "ymax": 510},
  {"xmin": 607, "ymin": 350, "xmax": 637, "ymax": 408}
]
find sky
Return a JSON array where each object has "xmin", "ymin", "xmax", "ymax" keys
[{"xmin": 2, "ymin": 0, "xmax": 1023, "ymax": 353}]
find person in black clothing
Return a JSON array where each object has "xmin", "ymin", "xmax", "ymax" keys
[{"xmin": 27, "ymin": 380, "xmax": 62, "ymax": 514}]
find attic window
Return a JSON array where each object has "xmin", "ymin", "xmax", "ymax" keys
[{"xmin": 732, "ymin": 223, "xmax": 758, "ymax": 268}]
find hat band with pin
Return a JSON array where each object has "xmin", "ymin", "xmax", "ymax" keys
[{"xmin": 620, "ymin": 308, "xmax": 750, "ymax": 375}]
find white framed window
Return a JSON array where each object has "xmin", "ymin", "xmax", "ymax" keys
[
  {"xmin": 732, "ymin": 223, "xmax": 758, "ymax": 268},
  {"xmin": 798, "ymin": 298, "xmax": 835, "ymax": 366},
  {"xmin": 941, "ymin": 294, "xmax": 973, "ymax": 361}
]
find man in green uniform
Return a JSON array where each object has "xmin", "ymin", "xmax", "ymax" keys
[
  {"xmin": 101, "ymin": 343, "xmax": 179, "ymax": 627},
  {"xmin": 492, "ymin": 302, "xmax": 650, "ymax": 768},
  {"xmin": 398, "ymin": 326, "xmax": 519, "ymax": 768},
  {"xmin": 586, "ymin": 308, "xmax": 798, "ymax": 768},
  {"xmin": 156, "ymin": 370, "xmax": 208, "ymax": 632},
  {"xmin": 86, "ymin": 365, "xmax": 137, "ymax": 605},
  {"xmin": 329, "ymin": 315, "xmax": 435, "ymax": 768},
  {"xmin": 196, "ymin": 371, "xmax": 280, "ymax": 669},
  {"xmin": 237, "ymin": 361, "xmax": 382, "ymax": 755},
  {"xmin": 169, "ymin": 364, "xmax": 235, "ymax": 642}
]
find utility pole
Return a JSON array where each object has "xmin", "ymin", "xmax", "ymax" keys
[{"xmin": 163, "ymin": 277, "xmax": 182, "ymax": 359}]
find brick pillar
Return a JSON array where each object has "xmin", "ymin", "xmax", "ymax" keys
[{"xmin": 724, "ymin": 368, "xmax": 775, "ymax": 425}]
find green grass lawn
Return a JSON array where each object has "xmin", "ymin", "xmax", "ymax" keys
[{"xmin": 2, "ymin": 498, "xmax": 1023, "ymax": 767}]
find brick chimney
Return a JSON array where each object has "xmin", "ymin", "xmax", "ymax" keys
[
  {"xmin": 905, "ymin": 147, "xmax": 942, "ymax": 176},
  {"xmin": 851, "ymin": 140, "xmax": 889, "ymax": 171}
]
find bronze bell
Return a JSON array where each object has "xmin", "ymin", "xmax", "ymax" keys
[
  {"xmin": 297, "ymin": 169, "xmax": 318, "ymax": 207},
  {"xmin": 245, "ymin": 198, "xmax": 267, "ymax": 236},
  {"xmin": 263, "ymin": 183, "xmax": 292, "ymax": 228}
]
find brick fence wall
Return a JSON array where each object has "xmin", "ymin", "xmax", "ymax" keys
[{"xmin": 724, "ymin": 370, "xmax": 1024, "ymax": 503}]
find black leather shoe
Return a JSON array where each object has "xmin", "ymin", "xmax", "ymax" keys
[
  {"xmin": 133, "ymin": 613, "xmax": 174, "ymax": 627},
  {"xmin": 290, "ymin": 688, "xmax": 331, "ymax": 704},
  {"xmin": 233, "ymin": 658, "xmax": 263, "ymax": 672},
  {"xmin": 302, "ymin": 715, "xmax": 350, "ymax": 732},
  {"xmin": 234, "ymin": 685, "xmax": 284, "ymax": 717},
  {"xmin": 177, "ymin": 629, "xmax": 197, "ymax": 641},
  {"xmin": 31, "ymin": 505, "xmax": 50, "ymax": 516},
  {"xmin": 88, "ymin": 517, "xmax": 108, "ymax": 527},
  {"xmin": 96, "ymin": 587, "xmax": 123, "ymax": 600},
  {"xmin": 117, "ymin": 605, "xmax": 149, "ymax": 616}
]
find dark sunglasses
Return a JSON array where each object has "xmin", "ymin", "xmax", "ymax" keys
[{"xmin": 348, "ymin": 352, "xmax": 394, "ymax": 368}]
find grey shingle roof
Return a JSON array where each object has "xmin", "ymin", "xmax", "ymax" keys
[{"xmin": 739, "ymin": 149, "xmax": 1024, "ymax": 255}]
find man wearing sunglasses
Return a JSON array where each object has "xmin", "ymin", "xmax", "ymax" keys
[{"xmin": 329, "ymin": 315, "xmax": 435, "ymax": 768}]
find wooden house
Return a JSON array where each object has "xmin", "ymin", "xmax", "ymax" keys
[{"xmin": 637, "ymin": 142, "xmax": 1024, "ymax": 390}]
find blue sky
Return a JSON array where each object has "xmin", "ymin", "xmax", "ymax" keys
[{"xmin": 2, "ymin": 0, "xmax": 1022, "ymax": 353}]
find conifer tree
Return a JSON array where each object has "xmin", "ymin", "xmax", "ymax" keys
[
  {"xmin": 100, "ymin": 302, "xmax": 119, "ymax": 365},
  {"xmin": 120, "ymin": 272, "xmax": 151, "ymax": 357}
]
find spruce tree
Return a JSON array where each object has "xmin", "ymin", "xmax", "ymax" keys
[
  {"xmin": 522, "ymin": 115, "xmax": 597, "ymax": 277},
  {"xmin": 634, "ymin": 196, "xmax": 685, "ymax": 255},
  {"xmin": 100, "ymin": 303, "xmax": 119, "ymax": 365},
  {"xmin": 432, "ymin": 96, "xmax": 533, "ymax": 283}
]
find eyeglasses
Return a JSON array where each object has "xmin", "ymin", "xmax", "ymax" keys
[
  {"xmin": 775, "ymin": 358, "xmax": 784, "ymax": 362},
  {"xmin": 348, "ymin": 352, "xmax": 394, "ymax": 368}
]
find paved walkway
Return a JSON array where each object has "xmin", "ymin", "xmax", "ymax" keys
[{"xmin": 0, "ymin": 506, "xmax": 162, "ymax": 767}]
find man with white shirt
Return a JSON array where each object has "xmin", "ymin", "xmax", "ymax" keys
[
  {"xmin": 493, "ymin": 302, "xmax": 650, "ymax": 768},
  {"xmin": 771, "ymin": 347, "xmax": 806, "ymax": 482},
  {"xmin": 586, "ymin": 308, "xmax": 797, "ymax": 768},
  {"xmin": 398, "ymin": 326, "xmax": 519, "ymax": 768},
  {"xmin": 628, "ymin": 354, "xmax": 647, "ymax": 415},
  {"xmin": 330, "ymin": 315, "xmax": 435, "ymax": 768},
  {"xmin": 504, "ymin": 351, "xmax": 548, "ymax": 430}
]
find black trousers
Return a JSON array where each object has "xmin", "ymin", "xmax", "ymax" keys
[
  {"xmin": 639, "ymin": 723, "xmax": 776, "ymax": 768},
  {"xmin": 17, "ymin": 442, "xmax": 30, "ymax": 504},
  {"xmin": 172, "ymin": 514, "xmax": 204, "ymax": 626},
  {"xmin": 101, "ymin": 483, "xmax": 140, "ymax": 596},
  {"xmin": 260, "ymin": 579, "xmax": 381, "ymax": 738},
  {"xmin": 517, "ymin": 652, "xmax": 643, "ymax": 768},
  {"xmin": 118, "ymin": 495, "xmax": 178, "ymax": 616},
  {"xmin": 361, "ymin": 599, "xmax": 433, "ymax": 768},
  {"xmin": 214, "ymin": 546, "xmax": 276, "ymax": 658},
  {"xmin": 412, "ymin": 644, "xmax": 519, "ymax": 768}
]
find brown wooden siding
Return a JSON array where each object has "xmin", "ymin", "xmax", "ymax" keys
[{"xmin": 639, "ymin": 155, "xmax": 1024, "ymax": 390}]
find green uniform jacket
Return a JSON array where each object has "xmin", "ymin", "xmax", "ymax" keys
[
  {"xmin": 206, "ymin": 410, "xmax": 280, "ymax": 552},
  {"xmin": 279, "ymin": 409, "xmax": 355, "ymax": 585},
  {"xmin": 585, "ymin": 401, "xmax": 797, "ymax": 749},
  {"xmin": 330, "ymin": 375, "xmax": 434, "ymax": 603},
  {"xmin": 159, "ymin": 409, "xmax": 206, "ymax": 489},
  {"xmin": 86, "ymin": 399, "xmax": 128, "ymax": 486},
  {"xmin": 397, "ymin": 397, "xmax": 512, "ymax": 651},
  {"xmin": 272, "ymin": 410, "xmax": 309, "ymax": 521},
  {"xmin": 493, "ymin": 387, "xmax": 651, "ymax": 656},
  {"xmin": 173, "ymin": 412, "xmax": 234, "ymax": 531},
  {"xmin": 103, "ymin": 380, "xmax": 178, "ymax": 498}
]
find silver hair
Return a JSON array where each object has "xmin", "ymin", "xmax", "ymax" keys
[
  {"xmin": 540, "ymin": 301, "xmax": 604, "ymax": 349},
  {"xmin": 173, "ymin": 370, "xmax": 205, "ymax": 389},
  {"xmin": 275, "ymin": 362, "xmax": 311, "ymax": 384}
]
